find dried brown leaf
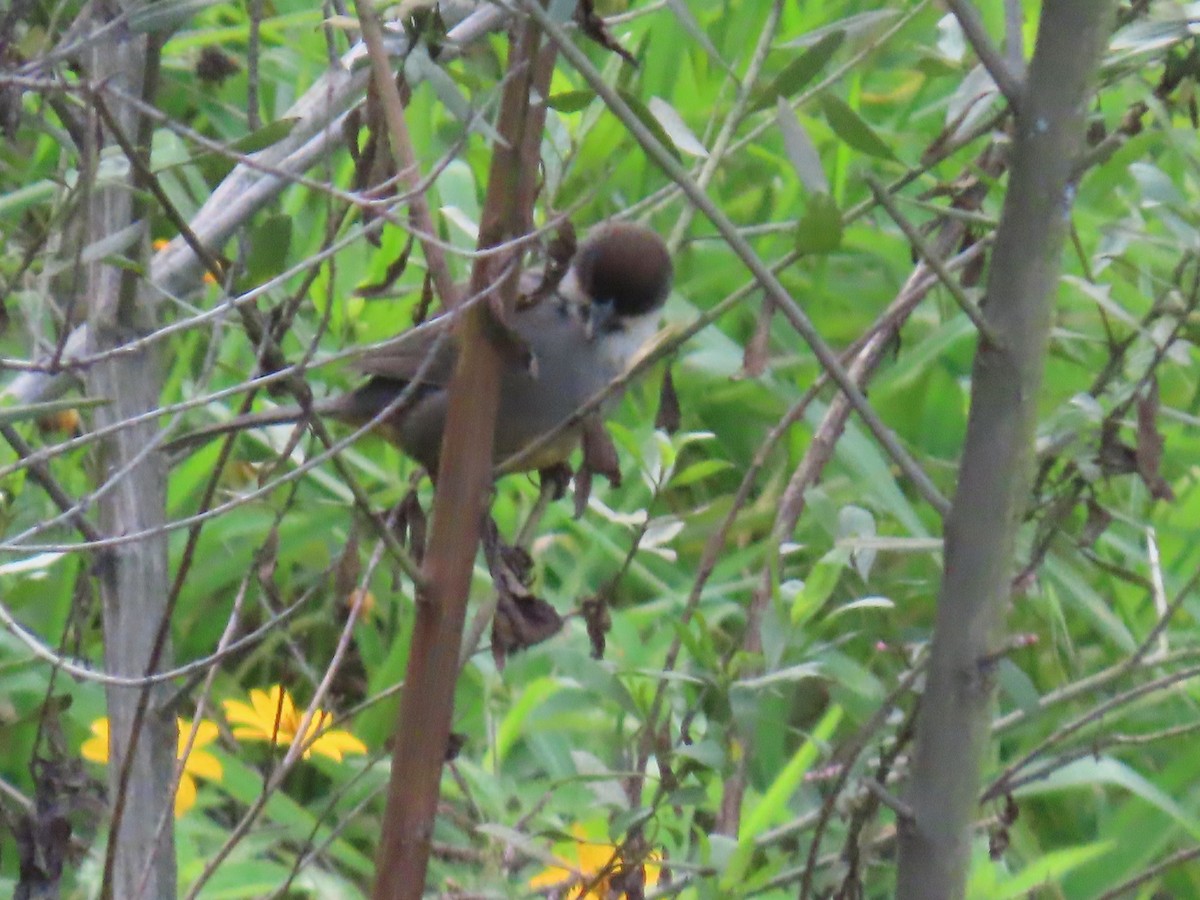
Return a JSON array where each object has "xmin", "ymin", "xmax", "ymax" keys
[
  {"xmin": 655, "ymin": 366, "xmax": 681, "ymax": 434},
  {"xmin": 1136, "ymin": 380, "xmax": 1175, "ymax": 501},
  {"xmin": 577, "ymin": 0, "xmax": 638, "ymax": 67},
  {"xmin": 355, "ymin": 232, "xmax": 415, "ymax": 298},
  {"xmin": 580, "ymin": 594, "xmax": 611, "ymax": 659},
  {"xmin": 1079, "ymin": 497, "xmax": 1113, "ymax": 548},
  {"xmin": 575, "ymin": 418, "xmax": 621, "ymax": 517},
  {"xmin": 742, "ymin": 300, "xmax": 773, "ymax": 377}
]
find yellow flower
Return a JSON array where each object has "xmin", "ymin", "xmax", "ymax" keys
[
  {"xmin": 81, "ymin": 717, "xmax": 223, "ymax": 817},
  {"xmin": 345, "ymin": 588, "xmax": 376, "ymax": 621},
  {"xmin": 528, "ymin": 826, "xmax": 661, "ymax": 898},
  {"xmin": 36, "ymin": 408, "xmax": 80, "ymax": 435},
  {"xmin": 222, "ymin": 685, "xmax": 367, "ymax": 762}
]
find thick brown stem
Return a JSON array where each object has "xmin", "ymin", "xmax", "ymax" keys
[{"xmin": 369, "ymin": 8, "xmax": 559, "ymax": 897}]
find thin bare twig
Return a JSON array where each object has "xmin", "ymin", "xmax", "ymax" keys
[
  {"xmin": 983, "ymin": 663, "xmax": 1200, "ymax": 802},
  {"xmin": 945, "ymin": 0, "xmax": 1024, "ymax": 109},
  {"xmin": 864, "ymin": 175, "xmax": 999, "ymax": 345},
  {"xmin": 354, "ymin": 0, "xmax": 457, "ymax": 308},
  {"xmin": 1095, "ymin": 845, "xmax": 1200, "ymax": 900}
]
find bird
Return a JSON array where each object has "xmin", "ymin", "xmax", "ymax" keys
[{"xmin": 168, "ymin": 221, "xmax": 673, "ymax": 475}]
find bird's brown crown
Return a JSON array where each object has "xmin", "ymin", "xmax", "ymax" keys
[{"xmin": 573, "ymin": 222, "xmax": 673, "ymax": 318}]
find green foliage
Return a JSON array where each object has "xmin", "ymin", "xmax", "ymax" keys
[{"xmin": 3, "ymin": 0, "xmax": 1200, "ymax": 898}]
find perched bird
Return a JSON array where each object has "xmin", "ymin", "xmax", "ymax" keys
[{"xmin": 169, "ymin": 222, "xmax": 672, "ymax": 474}]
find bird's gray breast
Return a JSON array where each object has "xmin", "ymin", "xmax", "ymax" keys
[{"xmin": 492, "ymin": 300, "xmax": 620, "ymax": 458}]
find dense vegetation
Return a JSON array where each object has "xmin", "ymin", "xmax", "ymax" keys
[{"xmin": 1, "ymin": 0, "xmax": 1197, "ymax": 897}]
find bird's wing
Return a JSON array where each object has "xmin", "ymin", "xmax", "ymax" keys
[
  {"xmin": 353, "ymin": 269, "xmax": 555, "ymax": 385},
  {"xmin": 351, "ymin": 316, "xmax": 460, "ymax": 386}
]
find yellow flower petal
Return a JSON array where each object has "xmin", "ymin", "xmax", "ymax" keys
[
  {"xmin": 174, "ymin": 773, "xmax": 196, "ymax": 817},
  {"xmin": 184, "ymin": 748, "xmax": 223, "ymax": 781},
  {"xmin": 643, "ymin": 855, "xmax": 662, "ymax": 886},
  {"xmin": 80, "ymin": 736, "xmax": 107, "ymax": 763},
  {"xmin": 296, "ymin": 709, "xmax": 331, "ymax": 743},
  {"xmin": 308, "ymin": 728, "xmax": 367, "ymax": 762},
  {"xmin": 248, "ymin": 688, "xmax": 277, "ymax": 725},
  {"xmin": 186, "ymin": 718, "xmax": 219, "ymax": 749},
  {"xmin": 243, "ymin": 686, "xmax": 298, "ymax": 742},
  {"xmin": 81, "ymin": 718, "xmax": 110, "ymax": 764},
  {"xmin": 224, "ymin": 687, "xmax": 365, "ymax": 760},
  {"xmin": 223, "ymin": 691, "xmax": 292, "ymax": 745},
  {"xmin": 84, "ymin": 716, "xmax": 219, "ymax": 817},
  {"xmin": 221, "ymin": 698, "xmax": 261, "ymax": 729},
  {"xmin": 262, "ymin": 686, "xmax": 297, "ymax": 728},
  {"xmin": 576, "ymin": 837, "xmax": 618, "ymax": 873},
  {"xmin": 176, "ymin": 718, "xmax": 224, "ymax": 781},
  {"xmin": 228, "ymin": 724, "xmax": 269, "ymax": 744},
  {"xmin": 526, "ymin": 827, "xmax": 662, "ymax": 897},
  {"xmin": 527, "ymin": 862, "xmax": 577, "ymax": 889}
]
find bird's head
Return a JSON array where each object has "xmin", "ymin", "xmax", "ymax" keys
[{"xmin": 571, "ymin": 222, "xmax": 673, "ymax": 335}]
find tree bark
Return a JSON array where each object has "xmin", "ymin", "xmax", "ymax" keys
[
  {"xmin": 896, "ymin": 2, "xmax": 1117, "ymax": 897},
  {"xmin": 78, "ymin": 6, "xmax": 178, "ymax": 899}
]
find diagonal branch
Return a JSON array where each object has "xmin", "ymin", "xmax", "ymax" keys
[
  {"xmin": 864, "ymin": 175, "xmax": 999, "ymax": 345},
  {"xmin": 355, "ymin": 0, "xmax": 458, "ymax": 308},
  {"xmin": 945, "ymin": 0, "xmax": 1024, "ymax": 109},
  {"xmin": 2, "ymin": 7, "xmax": 510, "ymax": 411}
]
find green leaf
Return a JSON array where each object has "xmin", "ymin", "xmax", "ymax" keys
[
  {"xmin": 1017, "ymin": 756, "xmax": 1200, "ymax": 841},
  {"xmin": 671, "ymin": 458, "xmax": 733, "ymax": 488},
  {"xmin": 720, "ymin": 706, "xmax": 843, "ymax": 888},
  {"xmin": 476, "ymin": 823, "xmax": 563, "ymax": 867},
  {"xmin": 674, "ymin": 739, "xmax": 725, "ymax": 770},
  {"xmin": 791, "ymin": 546, "xmax": 850, "ymax": 624},
  {"xmin": 818, "ymin": 93, "xmax": 896, "ymax": 159},
  {"xmin": 751, "ymin": 31, "xmax": 845, "ymax": 112},
  {"xmin": 616, "ymin": 89, "xmax": 682, "ymax": 162},
  {"xmin": 838, "ymin": 504, "xmax": 877, "ymax": 579},
  {"xmin": 648, "ymin": 97, "xmax": 708, "ymax": 158},
  {"xmin": 0, "ymin": 179, "xmax": 58, "ymax": 220},
  {"xmin": 992, "ymin": 843, "xmax": 1114, "ymax": 898},
  {"xmin": 997, "ymin": 658, "xmax": 1042, "ymax": 716},
  {"xmin": 129, "ymin": 0, "xmax": 225, "ymax": 33},
  {"xmin": 795, "ymin": 192, "xmax": 844, "ymax": 254},
  {"xmin": 225, "ymin": 118, "xmax": 299, "ymax": 155},
  {"xmin": 915, "ymin": 54, "xmax": 961, "ymax": 78},
  {"xmin": 486, "ymin": 677, "xmax": 564, "ymax": 769},
  {"xmin": 547, "ymin": 90, "xmax": 594, "ymax": 113},
  {"xmin": 610, "ymin": 805, "xmax": 654, "ymax": 836},
  {"xmin": 665, "ymin": 0, "xmax": 736, "ymax": 76},
  {"xmin": 247, "ymin": 214, "xmax": 292, "ymax": 285},
  {"xmin": 776, "ymin": 98, "xmax": 828, "ymax": 194},
  {"xmin": 406, "ymin": 48, "xmax": 465, "ymax": 124},
  {"xmin": 1109, "ymin": 19, "xmax": 1191, "ymax": 63},
  {"xmin": 182, "ymin": 119, "xmax": 299, "ymax": 182},
  {"xmin": 780, "ymin": 10, "xmax": 900, "ymax": 49},
  {"xmin": 734, "ymin": 662, "xmax": 824, "ymax": 690}
]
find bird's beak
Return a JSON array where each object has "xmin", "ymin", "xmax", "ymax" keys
[{"xmin": 586, "ymin": 299, "xmax": 615, "ymax": 341}]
